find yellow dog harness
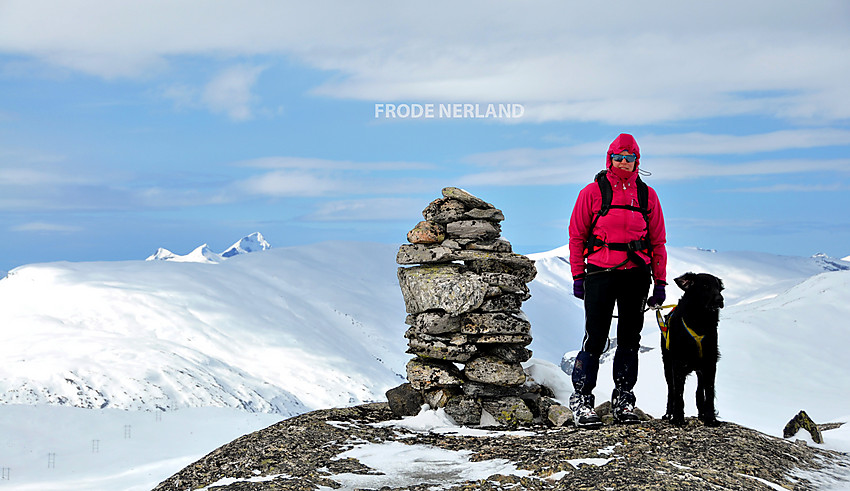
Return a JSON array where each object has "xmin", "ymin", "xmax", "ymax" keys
[{"xmin": 655, "ymin": 305, "xmax": 705, "ymax": 358}]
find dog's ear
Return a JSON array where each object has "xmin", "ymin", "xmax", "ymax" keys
[{"xmin": 675, "ymin": 273, "xmax": 696, "ymax": 291}]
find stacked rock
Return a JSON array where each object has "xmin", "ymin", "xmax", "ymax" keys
[{"xmin": 394, "ymin": 187, "xmax": 540, "ymax": 426}]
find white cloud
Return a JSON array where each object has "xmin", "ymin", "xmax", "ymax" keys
[
  {"xmin": 1, "ymin": 1, "xmax": 848, "ymax": 124},
  {"xmin": 159, "ymin": 65, "xmax": 267, "ymax": 120},
  {"xmin": 201, "ymin": 64, "xmax": 266, "ymax": 121},
  {"xmin": 720, "ymin": 183, "xmax": 849, "ymax": 193},
  {"xmin": 237, "ymin": 170, "xmax": 345, "ymax": 197},
  {"xmin": 454, "ymin": 129, "xmax": 850, "ymax": 186},
  {"xmin": 639, "ymin": 129, "xmax": 850, "ymax": 156},
  {"xmin": 456, "ymin": 156, "xmax": 850, "ymax": 187},
  {"xmin": 231, "ymin": 156, "xmax": 444, "ymax": 198},
  {"xmin": 304, "ymin": 198, "xmax": 424, "ymax": 221},
  {"xmin": 234, "ymin": 156, "xmax": 434, "ymax": 171},
  {"xmin": 235, "ymin": 167, "xmax": 440, "ymax": 198},
  {"xmin": 11, "ymin": 222, "xmax": 82, "ymax": 233}
]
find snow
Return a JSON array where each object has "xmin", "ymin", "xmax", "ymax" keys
[
  {"xmin": 1, "ymin": 238, "xmax": 849, "ymax": 489},
  {"xmin": 0, "ymin": 241, "xmax": 409, "ymax": 413},
  {"xmin": 222, "ymin": 232, "xmax": 271, "ymax": 258},
  {"xmin": 0, "ymin": 405, "xmax": 280, "ymax": 490},
  {"xmin": 145, "ymin": 232, "xmax": 270, "ymax": 263},
  {"xmin": 325, "ymin": 441, "xmax": 532, "ymax": 489}
]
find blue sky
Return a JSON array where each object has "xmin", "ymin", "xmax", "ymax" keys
[{"xmin": 1, "ymin": 1, "xmax": 849, "ymax": 272}]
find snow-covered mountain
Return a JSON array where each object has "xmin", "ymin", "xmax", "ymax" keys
[
  {"xmin": 145, "ymin": 232, "xmax": 271, "ymax": 263},
  {"xmin": 2, "ymin": 239, "xmax": 850, "ymax": 489},
  {"xmin": 3, "ymin": 239, "xmax": 849, "ymax": 429},
  {"xmin": 221, "ymin": 232, "xmax": 271, "ymax": 258},
  {"xmin": 2, "ymin": 241, "xmax": 406, "ymax": 415}
]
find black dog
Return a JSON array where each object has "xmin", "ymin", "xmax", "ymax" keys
[{"xmin": 660, "ymin": 272, "xmax": 724, "ymax": 427}]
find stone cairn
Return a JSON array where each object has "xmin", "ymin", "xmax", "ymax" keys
[{"xmin": 387, "ymin": 187, "xmax": 566, "ymax": 427}]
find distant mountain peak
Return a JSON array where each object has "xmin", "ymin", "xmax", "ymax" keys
[
  {"xmin": 222, "ymin": 232, "xmax": 272, "ymax": 258},
  {"xmin": 146, "ymin": 248, "xmax": 178, "ymax": 261},
  {"xmin": 146, "ymin": 233, "xmax": 271, "ymax": 263},
  {"xmin": 811, "ymin": 252, "xmax": 850, "ymax": 272}
]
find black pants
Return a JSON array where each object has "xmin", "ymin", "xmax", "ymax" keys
[{"xmin": 572, "ymin": 265, "xmax": 651, "ymax": 396}]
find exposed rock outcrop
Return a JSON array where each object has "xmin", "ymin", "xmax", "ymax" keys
[{"xmin": 153, "ymin": 402, "xmax": 850, "ymax": 490}]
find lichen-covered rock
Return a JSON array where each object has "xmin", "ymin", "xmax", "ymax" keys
[
  {"xmin": 423, "ymin": 386, "xmax": 461, "ymax": 409},
  {"xmin": 385, "ymin": 383, "xmax": 424, "ymax": 417},
  {"xmin": 444, "ymin": 396, "xmax": 482, "ymax": 426},
  {"xmin": 463, "ymin": 253, "xmax": 537, "ymax": 283},
  {"xmin": 153, "ymin": 403, "xmax": 850, "ymax": 491},
  {"xmin": 481, "ymin": 396, "xmax": 534, "ymax": 427},
  {"xmin": 404, "ymin": 329, "xmax": 470, "ymax": 347},
  {"xmin": 397, "ymin": 264, "xmax": 487, "ymax": 315},
  {"xmin": 406, "ymin": 220, "xmax": 446, "ymax": 244},
  {"xmin": 478, "ymin": 293, "xmax": 525, "ymax": 313},
  {"xmin": 479, "ymin": 272, "xmax": 530, "ymax": 295},
  {"xmin": 478, "ymin": 344, "xmax": 533, "ymax": 363},
  {"xmin": 422, "ymin": 198, "xmax": 467, "ymax": 224},
  {"xmin": 462, "ymin": 382, "xmax": 527, "ymax": 398},
  {"xmin": 465, "ymin": 237, "xmax": 511, "ymax": 251},
  {"xmin": 461, "ymin": 312, "xmax": 531, "ymax": 335},
  {"xmin": 440, "ymin": 239, "xmax": 464, "ymax": 250},
  {"xmin": 406, "ymin": 340, "xmax": 478, "ymax": 363},
  {"xmin": 397, "ymin": 244, "xmax": 524, "ymax": 266},
  {"xmin": 463, "ymin": 208, "xmax": 505, "ymax": 222},
  {"xmin": 464, "ymin": 355, "xmax": 526, "ymax": 386},
  {"xmin": 396, "ymin": 243, "xmax": 456, "ymax": 264},
  {"xmin": 405, "ymin": 311, "xmax": 463, "ymax": 335},
  {"xmin": 484, "ymin": 285, "xmax": 503, "ymax": 298},
  {"xmin": 474, "ymin": 333, "xmax": 532, "ymax": 345},
  {"xmin": 406, "ymin": 358, "xmax": 466, "ymax": 390},
  {"xmin": 442, "ymin": 186, "xmax": 494, "ymax": 209},
  {"xmin": 547, "ymin": 404, "xmax": 573, "ymax": 427},
  {"xmin": 446, "ymin": 220, "xmax": 501, "ymax": 241}
]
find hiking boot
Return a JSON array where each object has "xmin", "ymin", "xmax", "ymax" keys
[
  {"xmin": 612, "ymin": 388, "xmax": 640, "ymax": 424},
  {"xmin": 569, "ymin": 393, "xmax": 602, "ymax": 428}
]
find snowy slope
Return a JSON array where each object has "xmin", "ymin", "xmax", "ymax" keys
[
  {"xmin": 524, "ymin": 246, "xmax": 844, "ymax": 363},
  {"xmin": 0, "ymin": 241, "xmax": 410, "ymax": 414},
  {"xmin": 2, "ymin": 241, "xmax": 848, "ymax": 425},
  {"xmin": 530, "ymin": 246, "xmax": 850, "ymax": 430},
  {"xmin": 2, "ymin": 240, "xmax": 850, "ymax": 490}
]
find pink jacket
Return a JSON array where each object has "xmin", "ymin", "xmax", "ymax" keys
[{"xmin": 568, "ymin": 134, "xmax": 667, "ymax": 284}]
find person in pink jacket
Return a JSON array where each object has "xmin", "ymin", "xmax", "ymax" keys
[{"xmin": 567, "ymin": 133, "xmax": 668, "ymax": 428}]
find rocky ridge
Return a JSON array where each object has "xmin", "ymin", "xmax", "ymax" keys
[{"xmin": 153, "ymin": 402, "xmax": 850, "ymax": 490}]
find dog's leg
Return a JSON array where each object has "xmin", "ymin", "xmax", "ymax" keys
[
  {"xmin": 667, "ymin": 364, "xmax": 688, "ymax": 427},
  {"xmin": 662, "ymin": 349, "xmax": 677, "ymax": 420},
  {"xmin": 696, "ymin": 368, "xmax": 720, "ymax": 427}
]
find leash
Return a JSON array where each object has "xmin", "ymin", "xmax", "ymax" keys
[{"xmin": 653, "ymin": 304, "xmax": 677, "ymax": 351}]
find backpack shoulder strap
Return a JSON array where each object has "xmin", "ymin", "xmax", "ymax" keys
[
  {"xmin": 635, "ymin": 175, "xmax": 649, "ymax": 212},
  {"xmin": 594, "ymin": 170, "xmax": 612, "ymax": 217}
]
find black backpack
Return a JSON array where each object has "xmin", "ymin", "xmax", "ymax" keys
[{"xmin": 584, "ymin": 170, "xmax": 652, "ymax": 265}]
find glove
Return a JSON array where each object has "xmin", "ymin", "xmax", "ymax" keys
[
  {"xmin": 573, "ymin": 278, "xmax": 585, "ymax": 300},
  {"xmin": 647, "ymin": 282, "xmax": 666, "ymax": 308}
]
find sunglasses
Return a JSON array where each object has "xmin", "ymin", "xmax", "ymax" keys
[{"xmin": 611, "ymin": 154, "xmax": 637, "ymax": 163}]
